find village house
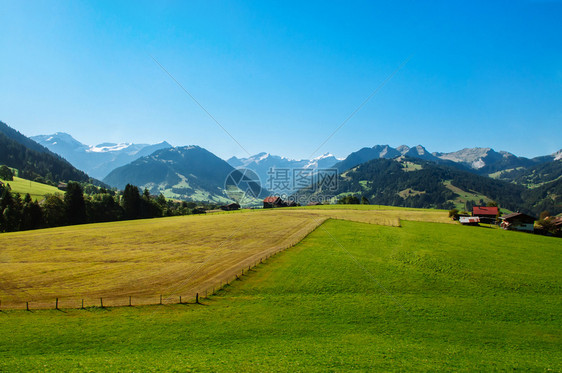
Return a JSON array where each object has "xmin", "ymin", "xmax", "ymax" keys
[
  {"xmin": 263, "ymin": 196, "xmax": 285, "ymax": 208},
  {"xmin": 472, "ymin": 206, "xmax": 499, "ymax": 224},
  {"xmin": 500, "ymin": 212, "xmax": 536, "ymax": 232},
  {"xmin": 220, "ymin": 203, "xmax": 240, "ymax": 211}
]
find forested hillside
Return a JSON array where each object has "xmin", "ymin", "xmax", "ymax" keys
[
  {"xmin": 296, "ymin": 157, "xmax": 560, "ymax": 215},
  {"xmin": 0, "ymin": 121, "xmax": 90, "ymax": 184}
]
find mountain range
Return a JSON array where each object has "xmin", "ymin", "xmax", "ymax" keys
[
  {"xmin": 2, "ymin": 123, "xmax": 560, "ymax": 213},
  {"xmin": 227, "ymin": 152, "xmax": 342, "ymax": 193},
  {"xmin": 103, "ymin": 146, "xmax": 267, "ymax": 204},
  {"xmin": 295, "ymin": 156, "xmax": 562, "ymax": 216},
  {"xmin": 32, "ymin": 133, "xmax": 172, "ymax": 180}
]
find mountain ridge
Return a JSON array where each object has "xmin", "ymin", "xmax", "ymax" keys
[
  {"xmin": 32, "ymin": 132, "xmax": 172, "ymax": 179},
  {"xmin": 0, "ymin": 121, "xmax": 91, "ymax": 184},
  {"xmin": 103, "ymin": 145, "xmax": 266, "ymax": 204}
]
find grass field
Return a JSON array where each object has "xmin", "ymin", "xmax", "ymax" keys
[
  {"xmin": 0, "ymin": 206, "xmax": 450, "ymax": 309},
  {"xmin": 0, "ymin": 219, "xmax": 560, "ymax": 371},
  {"xmin": 0, "ymin": 176, "xmax": 61, "ymax": 201}
]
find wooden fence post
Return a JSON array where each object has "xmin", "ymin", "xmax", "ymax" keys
[
  {"xmin": 100, "ymin": 298, "xmax": 103, "ymax": 308},
  {"xmin": 160, "ymin": 295, "xmax": 162, "ymax": 305},
  {"xmin": 55, "ymin": 298, "xmax": 59, "ymax": 310},
  {"xmin": 81, "ymin": 299, "xmax": 84, "ymax": 309},
  {"xmin": 129, "ymin": 296, "xmax": 132, "ymax": 307},
  {"xmin": 26, "ymin": 302, "xmax": 29, "ymax": 311},
  {"xmin": 196, "ymin": 293, "xmax": 199, "ymax": 304},
  {"xmin": 179, "ymin": 295, "xmax": 182, "ymax": 304}
]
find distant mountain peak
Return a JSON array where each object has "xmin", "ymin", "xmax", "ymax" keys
[{"xmin": 32, "ymin": 132, "xmax": 173, "ymax": 179}]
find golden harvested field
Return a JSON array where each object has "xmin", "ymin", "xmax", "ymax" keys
[{"xmin": 0, "ymin": 207, "xmax": 450, "ymax": 309}]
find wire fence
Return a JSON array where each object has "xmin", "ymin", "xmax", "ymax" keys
[{"xmin": 0, "ymin": 220, "xmax": 324, "ymax": 312}]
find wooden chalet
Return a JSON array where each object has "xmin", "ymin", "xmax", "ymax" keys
[
  {"xmin": 472, "ymin": 206, "xmax": 499, "ymax": 223},
  {"xmin": 220, "ymin": 203, "xmax": 240, "ymax": 211},
  {"xmin": 500, "ymin": 212, "xmax": 536, "ymax": 232},
  {"xmin": 263, "ymin": 196, "xmax": 284, "ymax": 208}
]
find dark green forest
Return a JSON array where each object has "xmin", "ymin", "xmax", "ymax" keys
[{"xmin": 0, "ymin": 121, "xmax": 90, "ymax": 184}]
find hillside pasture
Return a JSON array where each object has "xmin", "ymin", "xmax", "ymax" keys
[
  {"xmin": 0, "ymin": 219, "xmax": 560, "ymax": 371},
  {"xmin": 0, "ymin": 176, "xmax": 61, "ymax": 201},
  {"xmin": 0, "ymin": 206, "xmax": 450, "ymax": 309}
]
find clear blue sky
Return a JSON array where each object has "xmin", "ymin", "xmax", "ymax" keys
[{"xmin": 1, "ymin": 0, "xmax": 561, "ymax": 160}]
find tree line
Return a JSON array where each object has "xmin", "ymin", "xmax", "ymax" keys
[{"xmin": 0, "ymin": 182, "xmax": 210, "ymax": 233}]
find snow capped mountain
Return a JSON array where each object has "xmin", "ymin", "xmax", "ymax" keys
[
  {"xmin": 227, "ymin": 152, "xmax": 342, "ymax": 194},
  {"xmin": 31, "ymin": 133, "xmax": 172, "ymax": 179},
  {"xmin": 88, "ymin": 143, "xmax": 135, "ymax": 153}
]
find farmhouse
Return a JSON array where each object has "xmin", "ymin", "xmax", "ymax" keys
[
  {"xmin": 263, "ymin": 196, "xmax": 284, "ymax": 208},
  {"xmin": 500, "ymin": 212, "xmax": 536, "ymax": 232},
  {"xmin": 472, "ymin": 206, "xmax": 499, "ymax": 223},
  {"xmin": 57, "ymin": 182, "xmax": 68, "ymax": 191},
  {"xmin": 220, "ymin": 203, "xmax": 240, "ymax": 211}
]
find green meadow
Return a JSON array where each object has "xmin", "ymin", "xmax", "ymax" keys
[
  {"xmin": 0, "ymin": 176, "xmax": 61, "ymax": 201},
  {"xmin": 1, "ymin": 219, "xmax": 560, "ymax": 371}
]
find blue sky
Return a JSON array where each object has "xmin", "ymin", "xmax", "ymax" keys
[{"xmin": 1, "ymin": 0, "xmax": 561, "ymax": 160}]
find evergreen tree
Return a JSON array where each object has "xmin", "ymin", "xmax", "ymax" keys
[
  {"xmin": 43, "ymin": 194, "xmax": 67, "ymax": 227},
  {"xmin": 21, "ymin": 194, "xmax": 43, "ymax": 230},
  {"xmin": 122, "ymin": 184, "xmax": 142, "ymax": 219},
  {"xmin": 64, "ymin": 182, "xmax": 87, "ymax": 225},
  {"xmin": 0, "ymin": 165, "xmax": 14, "ymax": 181}
]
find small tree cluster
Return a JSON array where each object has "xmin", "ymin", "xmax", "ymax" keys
[{"xmin": 337, "ymin": 195, "xmax": 361, "ymax": 204}]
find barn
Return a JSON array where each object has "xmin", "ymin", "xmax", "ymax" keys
[
  {"xmin": 472, "ymin": 206, "xmax": 499, "ymax": 224},
  {"xmin": 500, "ymin": 212, "xmax": 536, "ymax": 232},
  {"xmin": 220, "ymin": 203, "xmax": 240, "ymax": 211}
]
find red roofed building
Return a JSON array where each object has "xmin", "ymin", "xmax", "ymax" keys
[
  {"xmin": 472, "ymin": 206, "xmax": 499, "ymax": 223},
  {"xmin": 263, "ymin": 196, "xmax": 284, "ymax": 208}
]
